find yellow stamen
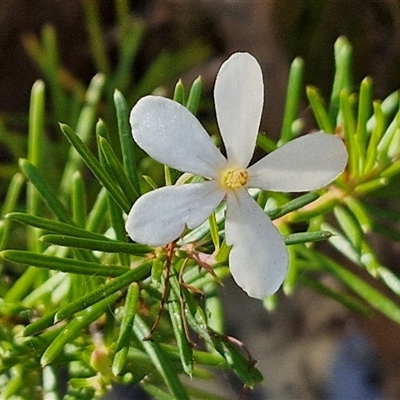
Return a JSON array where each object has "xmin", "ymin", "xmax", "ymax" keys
[{"xmin": 220, "ymin": 167, "xmax": 248, "ymax": 190}]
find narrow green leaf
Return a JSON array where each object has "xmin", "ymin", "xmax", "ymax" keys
[
  {"xmin": 208, "ymin": 212, "xmax": 220, "ymax": 250},
  {"xmin": 23, "ymin": 311, "xmax": 57, "ymax": 336},
  {"xmin": 364, "ymin": 101, "xmax": 385, "ymax": 174},
  {"xmin": 6, "ymin": 212, "xmax": 110, "ymax": 241},
  {"xmin": 322, "ymin": 222, "xmax": 360, "ymax": 265},
  {"xmin": 1, "ymin": 250, "xmax": 130, "ymax": 277},
  {"xmin": 161, "ymin": 343, "xmax": 228, "ymax": 369},
  {"xmin": 256, "ymin": 190, "xmax": 269, "ymax": 209},
  {"xmin": 0, "ymin": 173, "xmax": 25, "ymax": 250},
  {"xmin": 333, "ymin": 205, "xmax": 364, "ymax": 251},
  {"xmin": 215, "ymin": 239, "xmax": 231, "ymax": 264},
  {"xmin": 306, "ymin": 86, "xmax": 334, "ymax": 132},
  {"xmin": 86, "ymin": 186, "xmax": 109, "ymax": 233},
  {"xmin": 387, "ymin": 128, "xmax": 400, "ymax": 159},
  {"xmin": 280, "ymin": 57, "xmax": 304, "ymax": 143},
  {"xmin": 355, "ymin": 77, "xmax": 373, "ymax": 164},
  {"xmin": 54, "ymin": 261, "xmax": 152, "ymax": 322},
  {"xmin": 41, "ymin": 293, "xmax": 119, "ymax": 366},
  {"xmin": 186, "ymin": 76, "xmax": 202, "ymax": 115},
  {"xmin": 60, "ymin": 123, "xmax": 131, "ymax": 213},
  {"xmin": 96, "ymin": 122, "xmax": 131, "ymax": 266},
  {"xmin": 204, "ymin": 288, "xmax": 224, "ymax": 334},
  {"xmin": 168, "ymin": 273, "xmax": 263, "ymax": 387},
  {"xmin": 367, "ymin": 90, "xmax": 398, "ymax": 132},
  {"xmin": 354, "ymin": 177, "xmax": 389, "ymax": 195},
  {"xmin": 283, "ymin": 244, "xmax": 299, "ymax": 295},
  {"xmin": 377, "ymin": 107, "xmax": 400, "ymax": 162},
  {"xmin": 381, "ymin": 159, "xmax": 400, "ymax": 178},
  {"xmin": 289, "ymin": 195, "xmax": 338, "ymax": 222},
  {"xmin": 330, "ymin": 36, "xmax": 353, "ymax": 122},
  {"xmin": 28, "ymin": 80, "xmax": 45, "ymax": 168},
  {"xmin": 133, "ymin": 316, "xmax": 190, "ymax": 400},
  {"xmin": 112, "ymin": 282, "xmax": 140, "ymax": 375},
  {"xmin": 377, "ymin": 266, "xmax": 400, "ymax": 296},
  {"xmin": 71, "ymin": 171, "xmax": 86, "ymax": 228},
  {"xmin": 173, "ymin": 79, "xmax": 185, "ymax": 105},
  {"xmin": 188, "ymin": 306, "xmax": 263, "ymax": 388},
  {"xmin": 114, "ymin": 90, "xmax": 141, "ymax": 195},
  {"xmin": 343, "ymin": 196, "xmax": 373, "ymax": 233},
  {"xmin": 139, "ymin": 383, "xmax": 175, "ymax": 400},
  {"xmin": 256, "ymin": 133, "xmax": 277, "ymax": 153},
  {"xmin": 40, "ymin": 234, "xmax": 152, "ymax": 255},
  {"xmin": 167, "ymin": 298, "xmax": 194, "ymax": 376},
  {"xmin": 283, "ymin": 230, "xmax": 332, "ymax": 246},
  {"xmin": 19, "ymin": 159, "xmax": 72, "ymax": 223},
  {"xmin": 340, "ymin": 90, "xmax": 359, "ymax": 177},
  {"xmin": 99, "ymin": 137, "xmax": 139, "ymax": 202},
  {"xmin": 267, "ymin": 191, "xmax": 320, "ymax": 219}
]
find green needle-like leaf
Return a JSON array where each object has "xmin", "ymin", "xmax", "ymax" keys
[
  {"xmin": 168, "ymin": 298, "xmax": 194, "ymax": 377},
  {"xmin": 19, "ymin": 159, "xmax": 72, "ymax": 223},
  {"xmin": 7, "ymin": 212, "xmax": 109, "ymax": 241},
  {"xmin": 267, "ymin": 191, "xmax": 320, "ymax": 219},
  {"xmin": 334, "ymin": 205, "xmax": 364, "ymax": 251},
  {"xmin": 54, "ymin": 261, "xmax": 152, "ymax": 322},
  {"xmin": 256, "ymin": 133, "xmax": 277, "ymax": 153},
  {"xmin": 133, "ymin": 316, "xmax": 190, "ymax": 400},
  {"xmin": 173, "ymin": 79, "xmax": 185, "ymax": 105},
  {"xmin": 41, "ymin": 293, "xmax": 119, "ymax": 366},
  {"xmin": 112, "ymin": 282, "xmax": 140, "ymax": 375},
  {"xmin": 208, "ymin": 212, "xmax": 220, "ymax": 250},
  {"xmin": 1, "ymin": 250, "xmax": 130, "ymax": 277},
  {"xmin": 23, "ymin": 311, "xmax": 58, "ymax": 337},
  {"xmin": 343, "ymin": 196, "xmax": 373, "ymax": 233},
  {"xmin": 71, "ymin": 171, "xmax": 86, "ymax": 228},
  {"xmin": 99, "ymin": 136, "xmax": 139, "ymax": 202},
  {"xmin": 364, "ymin": 101, "xmax": 385, "ymax": 174},
  {"xmin": 280, "ymin": 57, "xmax": 304, "ymax": 143},
  {"xmin": 0, "ymin": 174, "xmax": 25, "ymax": 250},
  {"xmin": 40, "ymin": 234, "xmax": 152, "ymax": 255},
  {"xmin": 306, "ymin": 86, "xmax": 334, "ymax": 133},
  {"xmin": 340, "ymin": 89, "xmax": 359, "ymax": 177},
  {"xmin": 283, "ymin": 231, "xmax": 332, "ymax": 246},
  {"xmin": 114, "ymin": 90, "xmax": 141, "ymax": 195},
  {"xmin": 186, "ymin": 76, "xmax": 202, "ymax": 115},
  {"xmin": 330, "ymin": 36, "xmax": 353, "ymax": 122},
  {"xmin": 60, "ymin": 123, "xmax": 131, "ymax": 213},
  {"xmin": 356, "ymin": 77, "xmax": 373, "ymax": 169}
]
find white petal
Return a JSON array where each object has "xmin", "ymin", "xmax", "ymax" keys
[
  {"xmin": 130, "ymin": 96, "xmax": 226, "ymax": 179},
  {"xmin": 126, "ymin": 181, "xmax": 225, "ymax": 246},
  {"xmin": 248, "ymin": 132, "xmax": 348, "ymax": 192},
  {"xmin": 225, "ymin": 189, "xmax": 288, "ymax": 299},
  {"xmin": 214, "ymin": 52, "xmax": 264, "ymax": 168}
]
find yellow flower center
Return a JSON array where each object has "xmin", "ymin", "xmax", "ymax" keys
[{"xmin": 220, "ymin": 167, "xmax": 248, "ymax": 190}]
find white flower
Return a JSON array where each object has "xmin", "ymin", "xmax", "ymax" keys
[{"xmin": 125, "ymin": 52, "xmax": 348, "ymax": 299}]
